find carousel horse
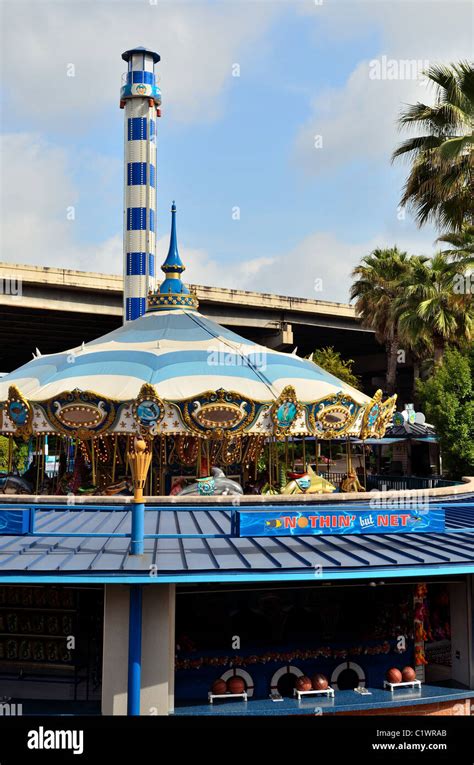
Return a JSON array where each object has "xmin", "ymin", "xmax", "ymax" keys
[{"xmin": 176, "ymin": 467, "xmax": 243, "ymax": 496}]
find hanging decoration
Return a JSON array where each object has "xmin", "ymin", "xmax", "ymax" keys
[
  {"xmin": 175, "ymin": 435, "xmax": 200, "ymax": 466},
  {"xmin": 176, "ymin": 640, "xmax": 407, "ymax": 671}
]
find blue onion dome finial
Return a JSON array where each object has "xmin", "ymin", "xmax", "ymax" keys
[{"xmin": 147, "ymin": 202, "xmax": 199, "ymax": 312}]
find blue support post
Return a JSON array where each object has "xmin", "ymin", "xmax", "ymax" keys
[
  {"xmin": 28, "ymin": 507, "xmax": 36, "ymax": 534},
  {"xmin": 131, "ymin": 501, "xmax": 145, "ymax": 555},
  {"xmin": 127, "ymin": 584, "xmax": 143, "ymax": 716}
]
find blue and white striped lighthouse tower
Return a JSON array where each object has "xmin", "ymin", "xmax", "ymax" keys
[{"xmin": 120, "ymin": 47, "xmax": 162, "ymax": 322}]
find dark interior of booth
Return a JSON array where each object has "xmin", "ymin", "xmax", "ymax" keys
[
  {"xmin": 0, "ymin": 578, "xmax": 467, "ymax": 715},
  {"xmin": 175, "ymin": 579, "xmax": 460, "ymax": 708},
  {"xmin": 0, "ymin": 585, "xmax": 103, "ymax": 714}
]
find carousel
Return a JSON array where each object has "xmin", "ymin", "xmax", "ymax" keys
[{"xmin": 0, "ymin": 204, "xmax": 396, "ymax": 499}]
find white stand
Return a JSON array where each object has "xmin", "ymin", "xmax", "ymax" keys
[
  {"xmin": 384, "ymin": 680, "xmax": 422, "ymax": 693},
  {"xmin": 208, "ymin": 691, "xmax": 247, "ymax": 704},
  {"xmin": 293, "ymin": 687, "xmax": 335, "ymax": 700}
]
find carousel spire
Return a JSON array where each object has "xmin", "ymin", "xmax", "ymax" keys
[
  {"xmin": 161, "ymin": 201, "xmax": 185, "ymax": 277},
  {"xmin": 147, "ymin": 202, "xmax": 198, "ymax": 311}
]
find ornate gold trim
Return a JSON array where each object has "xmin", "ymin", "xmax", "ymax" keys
[
  {"xmin": 181, "ymin": 388, "xmax": 255, "ymax": 438},
  {"xmin": 271, "ymin": 386, "xmax": 303, "ymax": 438},
  {"xmin": 360, "ymin": 389, "xmax": 387, "ymax": 440},
  {"xmin": 373, "ymin": 393, "xmax": 397, "ymax": 439},
  {"xmin": 44, "ymin": 389, "xmax": 118, "ymax": 440},
  {"xmin": 308, "ymin": 392, "xmax": 362, "ymax": 440},
  {"xmin": 3, "ymin": 385, "xmax": 33, "ymax": 438},
  {"xmin": 131, "ymin": 383, "xmax": 165, "ymax": 436},
  {"xmin": 175, "ymin": 434, "xmax": 200, "ymax": 465}
]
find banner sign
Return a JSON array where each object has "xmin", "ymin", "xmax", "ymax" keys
[
  {"xmin": 232, "ymin": 507, "xmax": 445, "ymax": 537},
  {"xmin": 0, "ymin": 509, "xmax": 31, "ymax": 535}
]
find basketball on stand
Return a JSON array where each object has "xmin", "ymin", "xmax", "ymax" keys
[
  {"xmin": 312, "ymin": 673, "xmax": 329, "ymax": 690},
  {"xmin": 386, "ymin": 668, "xmax": 402, "ymax": 684}
]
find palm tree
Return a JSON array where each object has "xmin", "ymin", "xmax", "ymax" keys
[
  {"xmin": 350, "ymin": 247, "xmax": 411, "ymax": 394},
  {"xmin": 392, "ymin": 61, "xmax": 474, "ymax": 231},
  {"xmin": 438, "ymin": 224, "xmax": 474, "ymax": 268},
  {"xmin": 392, "ymin": 253, "xmax": 473, "ymax": 364}
]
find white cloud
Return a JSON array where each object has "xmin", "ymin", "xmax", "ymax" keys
[
  {"xmin": 253, "ymin": 229, "xmax": 439, "ymax": 303},
  {"xmin": 0, "ymin": 0, "xmax": 280, "ymax": 127},
  {"xmin": 0, "ymin": 2, "xmax": 467, "ymax": 304},
  {"xmin": 294, "ymin": 0, "xmax": 473, "ymax": 175},
  {"xmin": 172, "ymin": 229, "xmax": 438, "ymax": 304},
  {"xmin": 0, "ymin": 133, "xmax": 440, "ymax": 303},
  {"xmin": 0, "ymin": 133, "xmax": 78, "ymax": 266},
  {"xmin": 0, "ymin": 133, "xmax": 122, "ymax": 271}
]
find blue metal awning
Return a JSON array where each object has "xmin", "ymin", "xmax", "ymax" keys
[
  {"xmin": 352, "ymin": 438, "xmax": 407, "ymax": 445},
  {"xmin": 0, "ymin": 503, "xmax": 473, "ymax": 584}
]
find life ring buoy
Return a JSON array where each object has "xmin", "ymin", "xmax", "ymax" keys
[
  {"xmin": 270, "ymin": 664, "xmax": 303, "ymax": 691},
  {"xmin": 331, "ymin": 661, "xmax": 366, "ymax": 689},
  {"xmin": 220, "ymin": 668, "xmax": 255, "ymax": 698}
]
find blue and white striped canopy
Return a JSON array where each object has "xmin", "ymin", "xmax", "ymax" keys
[{"xmin": 0, "ymin": 308, "xmax": 370, "ymax": 405}]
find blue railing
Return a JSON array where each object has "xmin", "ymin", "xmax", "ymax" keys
[{"xmin": 2, "ymin": 500, "xmax": 474, "ymax": 543}]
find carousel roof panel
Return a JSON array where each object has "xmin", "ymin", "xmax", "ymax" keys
[
  {"xmin": 0, "ymin": 308, "xmax": 370, "ymax": 404},
  {"xmin": 0, "ymin": 504, "xmax": 473, "ymax": 581}
]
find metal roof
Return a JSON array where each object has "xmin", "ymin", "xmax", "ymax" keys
[
  {"xmin": 122, "ymin": 47, "xmax": 160, "ymax": 63},
  {"xmin": 386, "ymin": 422, "xmax": 437, "ymax": 439},
  {"xmin": 0, "ymin": 504, "xmax": 473, "ymax": 584}
]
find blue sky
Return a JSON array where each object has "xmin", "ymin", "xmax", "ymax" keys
[{"xmin": 0, "ymin": 0, "xmax": 472, "ymax": 302}]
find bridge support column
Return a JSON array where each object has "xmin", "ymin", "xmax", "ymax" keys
[{"xmin": 265, "ymin": 323, "xmax": 294, "ymax": 351}]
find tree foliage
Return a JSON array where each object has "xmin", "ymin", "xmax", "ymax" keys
[
  {"xmin": 0, "ymin": 437, "xmax": 29, "ymax": 473},
  {"xmin": 416, "ymin": 347, "xmax": 474, "ymax": 478},
  {"xmin": 392, "ymin": 252, "xmax": 473, "ymax": 364},
  {"xmin": 392, "ymin": 61, "xmax": 474, "ymax": 232},
  {"xmin": 350, "ymin": 247, "xmax": 411, "ymax": 393},
  {"xmin": 309, "ymin": 346, "xmax": 360, "ymax": 388}
]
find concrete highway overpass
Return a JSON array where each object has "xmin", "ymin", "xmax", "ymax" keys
[{"xmin": 0, "ymin": 263, "xmax": 413, "ymax": 399}]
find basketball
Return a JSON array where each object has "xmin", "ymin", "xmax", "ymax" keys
[
  {"xmin": 312, "ymin": 673, "xmax": 329, "ymax": 690},
  {"xmin": 297, "ymin": 517, "xmax": 309, "ymax": 528},
  {"xmin": 211, "ymin": 679, "xmax": 227, "ymax": 695},
  {"xmin": 401, "ymin": 666, "xmax": 416, "ymax": 682},
  {"xmin": 227, "ymin": 676, "xmax": 246, "ymax": 694},
  {"xmin": 386, "ymin": 668, "xmax": 402, "ymax": 684},
  {"xmin": 296, "ymin": 675, "xmax": 312, "ymax": 691}
]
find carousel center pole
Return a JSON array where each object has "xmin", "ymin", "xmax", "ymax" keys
[
  {"xmin": 362, "ymin": 441, "xmax": 367, "ymax": 489},
  {"xmin": 128, "ymin": 437, "xmax": 152, "ymax": 556},
  {"xmin": 127, "ymin": 584, "xmax": 142, "ymax": 716},
  {"xmin": 126, "ymin": 436, "xmax": 152, "ymax": 716}
]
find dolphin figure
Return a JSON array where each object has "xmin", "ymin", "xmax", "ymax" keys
[{"xmin": 177, "ymin": 467, "xmax": 243, "ymax": 496}]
